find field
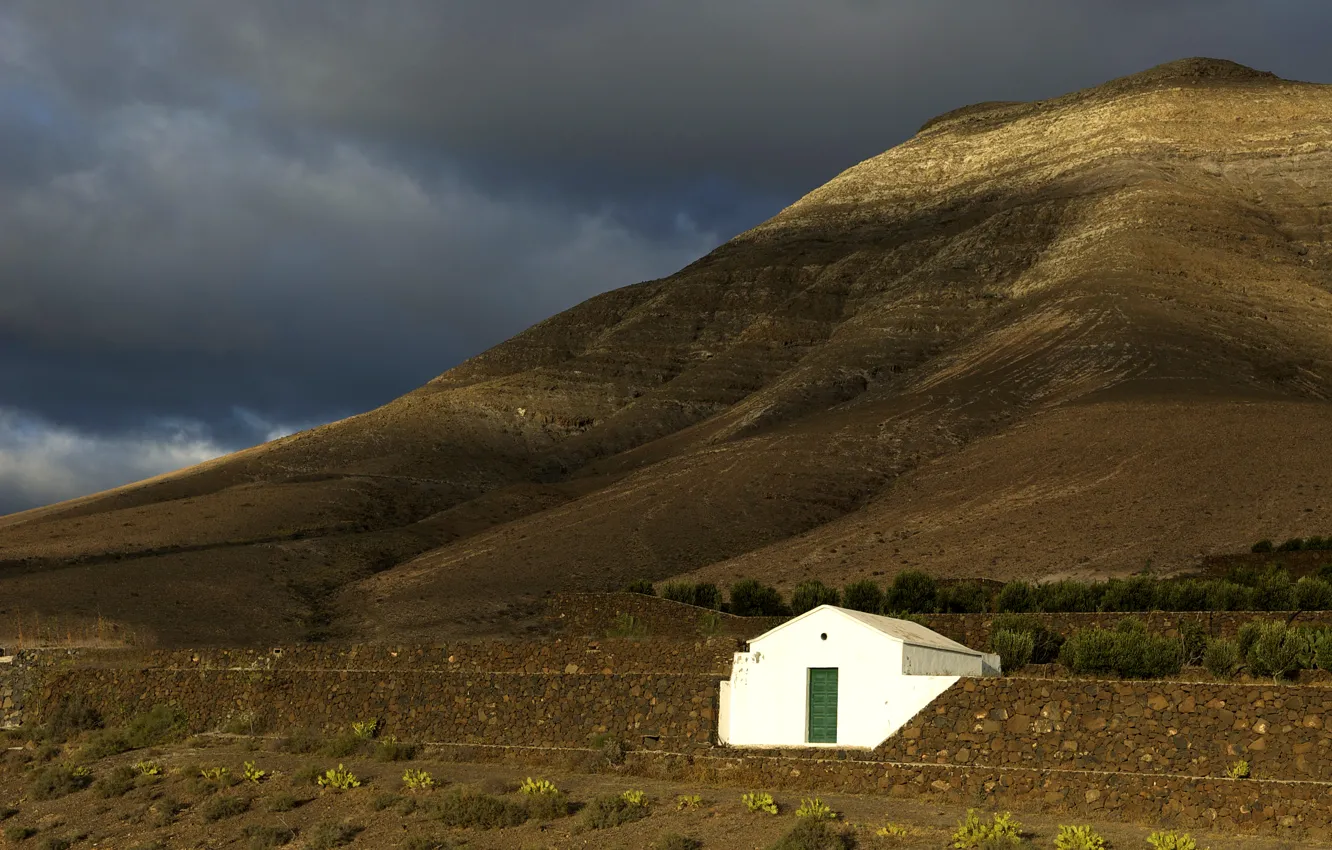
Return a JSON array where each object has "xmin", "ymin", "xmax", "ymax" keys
[{"xmin": 1, "ymin": 732, "xmax": 1325, "ymax": 850}]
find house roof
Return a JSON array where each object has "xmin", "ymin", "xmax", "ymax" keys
[{"xmin": 750, "ymin": 605, "xmax": 983, "ymax": 656}]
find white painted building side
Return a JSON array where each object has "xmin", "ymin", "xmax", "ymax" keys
[{"xmin": 717, "ymin": 605, "xmax": 1000, "ymax": 749}]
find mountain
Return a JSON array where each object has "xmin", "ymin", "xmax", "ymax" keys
[{"xmin": 3, "ymin": 58, "xmax": 1331, "ymax": 646}]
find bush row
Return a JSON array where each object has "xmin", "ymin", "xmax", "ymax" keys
[
  {"xmin": 626, "ymin": 564, "xmax": 1332, "ymax": 617},
  {"xmin": 1252, "ymin": 535, "xmax": 1332, "ymax": 553},
  {"xmin": 992, "ymin": 615, "xmax": 1332, "ymax": 681}
]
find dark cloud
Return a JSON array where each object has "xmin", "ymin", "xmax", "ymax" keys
[{"xmin": 1, "ymin": 0, "xmax": 1331, "ymax": 512}]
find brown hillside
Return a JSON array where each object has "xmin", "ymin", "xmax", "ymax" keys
[{"xmin": 2, "ymin": 58, "xmax": 1331, "ymax": 645}]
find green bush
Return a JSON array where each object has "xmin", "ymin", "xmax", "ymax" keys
[
  {"xmin": 1251, "ymin": 539, "xmax": 1274, "ymax": 553},
  {"xmin": 1034, "ymin": 580, "xmax": 1104, "ymax": 613},
  {"xmin": 884, "ymin": 571, "xmax": 938, "ymax": 613},
  {"xmin": 1059, "ymin": 628, "xmax": 1119, "ymax": 674},
  {"xmin": 1203, "ymin": 638, "xmax": 1240, "ymax": 678},
  {"xmin": 38, "ymin": 837, "xmax": 71, "ymax": 850},
  {"xmin": 278, "ymin": 728, "xmax": 322, "ymax": 754},
  {"xmin": 1295, "ymin": 577, "xmax": 1332, "ymax": 610},
  {"xmin": 1237, "ymin": 619, "xmax": 1264, "ymax": 657},
  {"xmin": 4, "ymin": 825, "xmax": 37, "ymax": 842},
  {"xmin": 655, "ymin": 835, "xmax": 703, "ymax": 850},
  {"xmin": 1245, "ymin": 620, "xmax": 1306, "ymax": 679},
  {"xmin": 375, "ymin": 739, "xmax": 419, "ymax": 761},
  {"xmin": 1179, "ymin": 620, "xmax": 1208, "ymax": 665},
  {"xmin": 1155, "ymin": 580, "xmax": 1209, "ymax": 612},
  {"xmin": 93, "ymin": 764, "xmax": 136, "ymax": 798},
  {"xmin": 840, "ymin": 579, "xmax": 884, "ymax": 613},
  {"xmin": 201, "ymin": 795, "xmax": 251, "ymax": 822},
  {"xmin": 1253, "ymin": 567, "xmax": 1296, "ymax": 610},
  {"xmin": 990, "ymin": 629, "xmax": 1034, "ymax": 673},
  {"xmin": 1059, "ymin": 626, "xmax": 1180, "ymax": 678},
  {"xmin": 661, "ymin": 582, "xmax": 695, "ymax": 604},
  {"xmin": 320, "ymin": 732, "xmax": 366, "ymax": 758},
  {"xmin": 0, "ymin": 807, "xmax": 17, "ymax": 822},
  {"xmin": 1099, "ymin": 575, "xmax": 1157, "ymax": 611},
  {"xmin": 768, "ymin": 819, "xmax": 853, "ymax": 850},
  {"xmin": 432, "ymin": 787, "xmax": 528, "ymax": 829},
  {"xmin": 937, "ymin": 580, "xmax": 990, "ymax": 613},
  {"xmin": 992, "ymin": 614, "xmax": 1065, "ymax": 663},
  {"xmin": 525, "ymin": 789, "xmax": 569, "ymax": 820},
  {"xmin": 41, "ymin": 694, "xmax": 103, "ymax": 743},
  {"xmin": 1314, "ymin": 632, "xmax": 1332, "ymax": 672},
  {"xmin": 729, "ymin": 579, "xmax": 785, "ymax": 616},
  {"xmin": 790, "ymin": 580, "xmax": 840, "ymax": 614},
  {"xmin": 267, "ymin": 793, "xmax": 300, "ymax": 812},
  {"xmin": 125, "ymin": 705, "xmax": 188, "ymax": 748},
  {"xmin": 581, "ymin": 793, "xmax": 650, "ymax": 829},
  {"xmin": 1205, "ymin": 580, "xmax": 1255, "ymax": 611},
  {"xmin": 1277, "ymin": 537, "xmax": 1305, "ymax": 552},
  {"xmin": 29, "ymin": 764, "xmax": 92, "ymax": 800},
  {"xmin": 624, "ymin": 579, "xmax": 655, "ymax": 595},
  {"xmin": 993, "ymin": 581, "xmax": 1034, "ymax": 614},
  {"xmin": 693, "ymin": 583, "xmax": 723, "ymax": 610},
  {"xmin": 401, "ymin": 837, "xmax": 451, "ymax": 850}
]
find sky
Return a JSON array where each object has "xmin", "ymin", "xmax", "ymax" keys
[{"xmin": 2, "ymin": 1, "xmax": 1331, "ymax": 515}]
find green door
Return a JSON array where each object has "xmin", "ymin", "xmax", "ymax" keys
[{"xmin": 807, "ymin": 667, "xmax": 838, "ymax": 744}]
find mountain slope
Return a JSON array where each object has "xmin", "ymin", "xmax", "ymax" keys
[{"xmin": 3, "ymin": 58, "xmax": 1331, "ymax": 645}]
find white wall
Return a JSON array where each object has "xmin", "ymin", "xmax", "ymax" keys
[{"xmin": 721, "ymin": 608, "xmax": 963, "ymax": 749}]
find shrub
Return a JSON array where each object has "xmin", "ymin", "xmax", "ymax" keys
[
  {"xmin": 993, "ymin": 580, "xmax": 1034, "ymax": 614},
  {"xmin": 992, "ymin": 614, "xmax": 1065, "ymax": 663},
  {"xmin": 1245, "ymin": 620, "xmax": 1306, "ymax": 678},
  {"xmin": 676, "ymin": 794, "xmax": 702, "ymax": 810},
  {"xmin": 1203, "ymin": 638, "xmax": 1240, "ymax": 678},
  {"xmin": 374, "ymin": 739, "xmax": 418, "ymax": 761},
  {"xmin": 266, "ymin": 792, "xmax": 299, "ymax": 812},
  {"xmin": 1314, "ymin": 632, "xmax": 1332, "ymax": 672},
  {"xmin": 581, "ymin": 793, "xmax": 650, "ymax": 829},
  {"xmin": 1060, "ymin": 626, "xmax": 1180, "ymax": 678},
  {"xmin": 795, "ymin": 797, "xmax": 836, "ymax": 820},
  {"xmin": 306, "ymin": 822, "xmax": 362, "ymax": 850},
  {"xmin": 790, "ymin": 580, "xmax": 841, "ymax": 614},
  {"xmin": 1237, "ymin": 619, "xmax": 1264, "ymax": 657},
  {"xmin": 124, "ymin": 705, "xmax": 188, "ymax": 748},
  {"xmin": 242, "ymin": 824, "xmax": 296, "ymax": 849},
  {"xmin": 661, "ymin": 582, "xmax": 695, "ymax": 604},
  {"xmin": 1206, "ymin": 581, "xmax": 1255, "ymax": 611},
  {"xmin": 41, "ymin": 694, "xmax": 102, "ymax": 742},
  {"xmin": 1252, "ymin": 539, "xmax": 1274, "ymax": 553},
  {"xmin": 317, "ymin": 764, "xmax": 361, "ymax": 791},
  {"xmin": 403, "ymin": 769, "xmax": 436, "ymax": 791},
  {"xmin": 1146, "ymin": 830, "xmax": 1197, "ymax": 850},
  {"xmin": 201, "ymin": 794, "xmax": 251, "ymax": 822},
  {"xmin": 768, "ymin": 819, "xmax": 852, "ymax": 850},
  {"xmin": 624, "ymin": 579, "xmax": 655, "ymax": 595},
  {"xmin": 841, "ymin": 579, "xmax": 884, "ymax": 613},
  {"xmin": 1156, "ymin": 580, "xmax": 1209, "ymax": 612},
  {"xmin": 78, "ymin": 728, "xmax": 132, "ymax": 761},
  {"xmin": 693, "ymin": 582, "xmax": 723, "ymax": 610},
  {"xmin": 1054, "ymin": 824, "xmax": 1105, "ymax": 850},
  {"xmin": 293, "ymin": 763, "xmax": 324, "ymax": 786},
  {"xmin": 1099, "ymin": 575, "xmax": 1157, "ymax": 611},
  {"xmin": 597, "ymin": 733, "xmax": 627, "ymax": 765},
  {"xmin": 279, "ymin": 729, "xmax": 322, "ymax": 754},
  {"xmin": 742, "ymin": 791, "xmax": 779, "ymax": 814},
  {"xmin": 990, "ymin": 629, "xmax": 1034, "ymax": 673},
  {"xmin": 0, "ymin": 807, "xmax": 16, "ymax": 822},
  {"xmin": 1277, "ymin": 537, "xmax": 1305, "ymax": 552},
  {"xmin": 432, "ymin": 787, "xmax": 528, "ymax": 829},
  {"xmin": 320, "ymin": 733, "xmax": 365, "ymax": 758},
  {"xmin": 93, "ymin": 764, "xmax": 136, "ymax": 798},
  {"xmin": 38, "ymin": 837, "xmax": 71, "ymax": 850},
  {"xmin": 656, "ymin": 835, "xmax": 703, "ymax": 850},
  {"xmin": 29, "ymin": 764, "xmax": 93, "ymax": 800},
  {"xmin": 938, "ymin": 580, "xmax": 990, "ymax": 613},
  {"xmin": 401, "ymin": 837, "xmax": 451, "ymax": 850},
  {"xmin": 1295, "ymin": 576, "xmax": 1332, "ymax": 610},
  {"xmin": 885, "ymin": 571, "xmax": 938, "ymax": 613},
  {"xmin": 4, "ymin": 825, "xmax": 37, "ymax": 842},
  {"xmin": 1253, "ymin": 567, "xmax": 1296, "ymax": 610},
  {"xmin": 1058, "ymin": 629, "xmax": 1119, "ymax": 674},
  {"xmin": 951, "ymin": 810, "xmax": 1022, "ymax": 847},
  {"xmin": 729, "ymin": 579, "xmax": 785, "ymax": 616},
  {"xmin": 525, "ymin": 788, "xmax": 569, "ymax": 820},
  {"xmin": 1178, "ymin": 620, "xmax": 1208, "ymax": 665},
  {"xmin": 1225, "ymin": 759, "xmax": 1250, "ymax": 779},
  {"xmin": 1033, "ymin": 580, "xmax": 1103, "ymax": 613}
]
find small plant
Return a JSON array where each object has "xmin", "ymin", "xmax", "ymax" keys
[
  {"xmin": 1225, "ymin": 759, "xmax": 1251, "ymax": 779},
  {"xmin": 875, "ymin": 821, "xmax": 912, "ymax": 837},
  {"xmin": 242, "ymin": 824, "xmax": 296, "ymax": 849},
  {"xmin": 242, "ymin": 761, "xmax": 267, "ymax": 783},
  {"xmin": 4, "ymin": 825, "xmax": 37, "ymax": 842},
  {"xmin": 39, "ymin": 837, "xmax": 72, "ymax": 850},
  {"xmin": 433, "ymin": 787, "xmax": 529, "ymax": 828},
  {"xmin": 624, "ymin": 579, "xmax": 655, "ymax": 595},
  {"xmin": 306, "ymin": 821, "xmax": 362, "ymax": 850},
  {"xmin": 742, "ymin": 791, "xmax": 779, "ymax": 815},
  {"xmin": 795, "ymin": 797, "xmax": 836, "ymax": 821},
  {"xmin": 267, "ymin": 792, "xmax": 299, "ymax": 812},
  {"xmin": 991, "ymin": 628, "xmax": 1035, "ymax": 673},
  {"xmin": 0, "ymin": 807, "xmax": 17, "ymax": 821},
  {"xmin": 29, "ymin": 763, "xmax": 93, "ymax": 800},
  {"xmin": 952, "ymin": 810, "xmax": 1022, "ymax": 848},
  {"xmin": 582, "ymin": 792, "xmax": 650, "ymax": 829},
  {"xmin": 133, "ymin": 760, "xmax": 163, "ymax": 776},
  {"xmin": 374, "ymin": 738, "xmax": 419, "ymax": 761},
  {"xmin": 351, "ymin": 719, "xmax": 380, "ymax": 740},
  {"xmin": 317, "ymin": 764, "xmax": 361, "ymax": 791},
  {"xmin": 402, "ymin": 769, "xmax": 436, "ymax": 791},
  {"xmin": 769, "ymin": 819, "xmax": 853, "ymax": 850},
  {"xmin": 621, "ymin": 789, "xmax": 648, "ymax": 807},
  {"xmin": 1055, "ymin": 824, "xmax": 1106, "ymax": 850},
  {"xmin": 1202, "ymin": 638, "xmax": 1240, "ymax": 678},
  {"xmin": 655, "ymin": 835, "xmax": 703, "ymax": 850},
  {"xmin": 94, "ymin": 764, "xmax": 137, "ymax": 798},
  {"xmin": 200, "ymin": 766, "xmax": 230, "ymax": 782},
  {"xmin": 676, "ymin": 794, "xmax": 702, "ymax": 810},
  {"xmin": 519, "ymin": 776, "xmax": 559, "ymax": 795},
  {"xmin": 201, "ymin": 794, "xmax": 250, "ymax": 822},
  {"xmin": 1146, "ymin": 831, "xmax": 1197, "ymax": 850}
]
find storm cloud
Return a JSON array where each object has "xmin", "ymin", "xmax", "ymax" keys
[{"xmin": 2, "ymin": 0, "xmax": 1331, "ymax": 513}]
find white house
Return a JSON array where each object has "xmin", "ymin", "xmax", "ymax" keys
[{"xmin": 717, "ymin": 605, "xmax": 1000, "ymax": 749}]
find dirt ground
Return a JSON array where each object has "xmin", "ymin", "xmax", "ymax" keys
[{"xmin": 1, "ymin": 733, "xmax": 1326, "ymax": 850}]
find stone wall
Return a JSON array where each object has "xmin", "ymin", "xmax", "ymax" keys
[
  {"xmin": 864, "ymin": 676, "xmax": 1332, "ymax": 783},
  {"xmin": 37, "ymin": 666, "xmax": 721, "ymax": 751}
]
